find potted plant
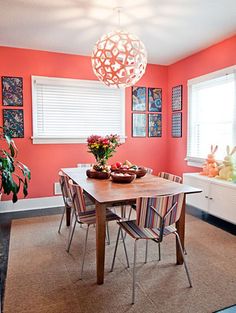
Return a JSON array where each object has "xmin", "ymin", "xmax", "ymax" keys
[{"xmin": 0, "ymin": 127, "xmax": 31, "ymax": 203}]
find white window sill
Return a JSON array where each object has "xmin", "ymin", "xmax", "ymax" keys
[
  {"xmin": 31, "ymin": 136, "xmax": 126, "ymax": 144},
  {"xmin": 185, "ymin": 157, "xmax": 204, "ymax": 168}
]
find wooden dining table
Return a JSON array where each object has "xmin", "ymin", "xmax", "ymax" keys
[{"xmin": 62, "ymin": 167, "xmax": 201, "ymax": 285}]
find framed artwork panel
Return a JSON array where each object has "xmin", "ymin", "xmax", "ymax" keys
[
  {"xmin": 172, "ymin": 112, "xmax": 182, "ymax": 138},
  {"xmin": 132, "ymin": 86, "xmax": 146, "ymax": 111},
  {"xmin": 2, "ymin": 76, "xmax": 23, "ymax": 106},
  {"xmin": 132, "ymin": 113, "xmax": 146, "ymax": 137},
  {"xmin": 172, "ymin": 85, "xmax": 182, "ymax": 111},
  {"xmin": 148, "ymin": 88, "xmax": 162, "ymax": 112},
  {"xmin": 148, "ymin": 114, "xmax": 162, "ymax": 137},
  {"xmin": 3, "ymin": 109, "xmax": 24, "ymax": 138}
]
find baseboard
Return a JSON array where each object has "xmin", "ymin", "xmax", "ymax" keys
[{"xmin": 0, "ymin": 196, "xmax": 64, "ymax": 213}]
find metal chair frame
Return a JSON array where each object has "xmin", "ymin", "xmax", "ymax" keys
[
  {"xmin": 111, "ymin": 193, "xmax": 192, "ymax": 304},
  {"xmin": 67, "ymin": 180, "xmax": 129, "ymax": 279}
]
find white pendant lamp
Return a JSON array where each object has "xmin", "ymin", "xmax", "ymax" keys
[{"xmin": 91, "ymin": 9, "xmax": 147, "ymax": 88}]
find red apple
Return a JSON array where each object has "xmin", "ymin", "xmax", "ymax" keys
[
  {"xmin": 115, "ymin": 162, "xmax": 122, "ymax": 168},
  {"xmin": 111, "ymin": 164, "xmax": 117, "ymax": 171}
]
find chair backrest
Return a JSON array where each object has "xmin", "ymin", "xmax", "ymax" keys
[
  {"xmin": 59, "ymin": 171, "xmax": 71, "ymax": 205},
  {"xmin": 146, "ymin": 167, "xmax": 153, "ymax": 174},
  {"xmin": 158, "ymin": 172, "xmax": 182, "ymax": 183},
  {"xmin": 68, "ymin": 180, "xmax": 86, "ymax": 214},
  {"xmin": 136, "ymin": 193, "xmax": 184, "ymax": 232}
]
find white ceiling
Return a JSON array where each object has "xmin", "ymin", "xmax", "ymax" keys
[{"xmin": 0, "ymin": 0, "xmax": 236, "ymax": 65}]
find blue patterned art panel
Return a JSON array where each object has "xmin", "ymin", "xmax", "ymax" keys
[
  {"xmin": 132, "ymin": 113, "xmax": 146, "ymax": 137},
  {"xmin": 132, "ymin": 87, "xmax": 146, "ymax": 111},
  {"xmin": 148, "ymin": 88, "xmax": 162, "ymax": 112},
  {"xmin": 3, "ymin": 109, "xmax": 24, "ymax": 138},
  {"xmin": 172, "ymin": 112, "xmax": 182, "ymax": 138},
  {"xmin": 148, "ymin": 114, "xmax": 162, "ymax": 137},
  {"xmin": 2, "ymin": 76, "xmax": 23, "ymax": 106},
  {"xmin": 172, "ymin": 85, "xmax": 182, "ymax": 111}
]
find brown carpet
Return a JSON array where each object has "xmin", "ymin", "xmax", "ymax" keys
[{"xmin": 3, "ymin": 213, "xmax": 236, "ymax": 313}]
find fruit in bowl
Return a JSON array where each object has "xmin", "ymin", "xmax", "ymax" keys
[{"xmin": 111, "ymin": 172, "xmax": 136, "ymax": 184}]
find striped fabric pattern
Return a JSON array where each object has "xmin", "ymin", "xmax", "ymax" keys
[
  {"xmin": 118, "ymin": 220, "xmax": 176, "ymax": 239},
  {"xmin": 136, "ymin": 193, "xmax": 184, "ymax": 228},
  {"xmin": 59, "ymin": 172, "xmax": 72, "ymax": 207},
  {"xmin": 119, "ymin": 193, "xmax": 184, "ymax": 240},
  {"xmin": 69, "ymin": 182, "xmax": 86, "ymax": 213},
  {"xmin": 79, "ymin": 209, "xmax": 120, "ymax": 225},
  {"xmin": 158, "ymin": 172, "xmax": 182, "ymax": 183}
]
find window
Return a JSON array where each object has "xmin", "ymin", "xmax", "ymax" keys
[
  {"xmin": 32, "ymin": 76, "xmax": 125, "ymax": 144},
  {"xmin": 187, "ymin": 65, "xmax": 236, "ymax": 166}
]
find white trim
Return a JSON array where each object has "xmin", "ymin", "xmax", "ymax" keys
[
  {"xmin": 0, "ymin": 196, "xmax": 64, "ymax": 213},
  {"xmin": 31, "ymin": 136, "xmax": 127, "ymax": 144},
  {"xmin": 185, "ymin": 156, "xmax": 204, "ymax": 168},
  {"xmin": 188, "ymin": 65, "xmax": 236, "ymax": 85}
]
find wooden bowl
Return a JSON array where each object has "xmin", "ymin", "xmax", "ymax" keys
[
  {"xmin": 113, "ymin": 167, "xmax": 147, "ymax": 178},
  {"xmin": 111, "ymin": 172, "xmax": 136, "ymax": 184},
  {"xmin": 86, "ymin": 169, "xmax": 110, "ymax": 179}
]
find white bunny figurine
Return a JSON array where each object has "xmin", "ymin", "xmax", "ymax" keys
[{"xmin": 217, "ymin": 146, "xmax": 236, "ymax": 181}]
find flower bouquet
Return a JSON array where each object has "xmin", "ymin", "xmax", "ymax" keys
[{"xmin": 87, "ymin": 134, "xmax": 121, "ymax": 176}]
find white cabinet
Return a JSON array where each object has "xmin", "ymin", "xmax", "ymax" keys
[{"xmin": 183, "ymin": 173, "xmax": 236, "ymax": 225}]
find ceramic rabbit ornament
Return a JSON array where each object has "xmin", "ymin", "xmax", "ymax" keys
[
  {"xmin": 217, "ymin": 146, "xmax": 236, "ymax": 181},
  {"xmin": 200, "ymin": 145, "xmax": 219, "ymax": 177}
]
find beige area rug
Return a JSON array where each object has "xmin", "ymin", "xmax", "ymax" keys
[{"xmin": 3, "ymin": 212, "xmax": 236, "ymax": 313}]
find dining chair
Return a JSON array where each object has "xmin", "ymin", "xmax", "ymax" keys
[
  {"xmin": 58, "ymin": 170, "xmax": 95, "ymax": 234},
  {"xmin": 111, "ymin": 193, "xmax": 192, "ymax": 304},
  {"xmin": 58, "ymin": 171, "xmax": 72, "ymax": 233},
  {"xmin": 158, "ymin": 171, "xmax": 182, "ymax": 183},
  {"xmin": 67, "ymin": 180, "xmax": 129, "ymax": 279}
]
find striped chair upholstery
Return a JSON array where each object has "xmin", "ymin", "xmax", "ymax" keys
[
  {"xmin": 118, "ymin": 193, "xmax": 184, "ymax": 240},
  {"xmin": 158, "ymin": 172, "xmax": 182, "ymax": 183},
  {"xmin": 111, "ymin": 192, "xmax": 192, "ymax": 304},
  {"xmin": 68, "ymin": 180, "xmax": 119, "ymax": 224},
  {"xmin": 58, "ymin": 171, "xmax": 73, "ymax": 233}
]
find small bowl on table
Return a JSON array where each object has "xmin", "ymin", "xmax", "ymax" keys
[
  {"xmin": 114, "ymin": 167, "xmax": 147, "ymax": 178},
  {"xmin": 110, "ymin": 172, "xmax": 136, "ymax": 184}
]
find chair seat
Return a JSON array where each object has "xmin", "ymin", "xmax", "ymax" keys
[
  {"xmin": 118, "ymin": 220, "xmax": 176, "ymax": 239},
  {"xmin": 79, "ymin": 208, "xmax": 120, "ymax": 225}
]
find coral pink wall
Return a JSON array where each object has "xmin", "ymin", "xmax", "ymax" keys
[
  {"xmin": 167, "ymin": 35, "xmax": 236, "ymax": 176},
  {"xmin": 0, "ymin": 47, "xmax": 168, "ymax": 199}
]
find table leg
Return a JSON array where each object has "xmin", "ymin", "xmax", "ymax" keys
[
  {"xmin": 176, "ymin": 195, "xmax": 185, "ymax": 265},
  {"xmin": 96, "ymin": 201, "xmax": 106, "ymax": 285},
  {"xmin": 66, "ymin": 206, "xmax": 71, "ymax": 227}
]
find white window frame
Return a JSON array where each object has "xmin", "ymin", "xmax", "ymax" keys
[
  {"xmin": 31, "ymin": 76, "xmax": 126, "ymax": 144},
  {"xmin": 186, "ymin": 65, "xmax": 236, "ymax": 167}
]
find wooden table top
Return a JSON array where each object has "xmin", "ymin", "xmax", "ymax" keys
[{"xmin": 62, "ymin": 168, "xmax": 201, "ymax": 204}]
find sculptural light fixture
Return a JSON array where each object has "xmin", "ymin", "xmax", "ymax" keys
[{"xmin": 91, "ymin": 8, "xmax": 147, "ymax": 88}]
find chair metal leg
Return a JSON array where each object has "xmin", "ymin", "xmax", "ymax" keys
[
  {"xmin": 58, "ymin": 206, "xmax": 66, "ymax": 233},
  {"xmin": 66, "ymin": 211, "xmax": 77, "ymax": 252},
  {"xmin": 80, "ymin": 225, "xmax": 90, "ymax": 279},
  {"xmin": 128, "ymin": 206, "xmax": 132, "ymax": 220},
  {"xmin": 132, "ymin": 240, "xmax": 138, "ymax": 305},
  {"xmin": 145, "ymin": 240, "xmax": 148, "ymax": 263},
  {"xmin": 158, "ymin": 242, "xmax": 161, "ymax": 261},
  {"xmin": 121, "ymin": 205, "xmax": 126, "ymax": 218},
  {"xmin": 110, "ymin": 227, "xmax": 121, "ymax": 272},
  {"xmin": 174, "ymin": 232, "xmax": 192, "ymax": 287},
  {"xmin": 120, "ymin": 229, "xmax": 130, "ymax": 268},
  {"xmin": 106, "ymin": 222, "xmax": 110, "ymax": 245}
]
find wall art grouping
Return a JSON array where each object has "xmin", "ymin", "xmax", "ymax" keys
[
  {"xmin": 171, "ymin": 85, "xmax": 183, "ymax": 138},
  {"xmin": 1, "ymin": 76, "xmax": 24, "ymax": 138},
  {"xmin": 132, "ymin": 86, "xmax": 162, "ymax": 137}
]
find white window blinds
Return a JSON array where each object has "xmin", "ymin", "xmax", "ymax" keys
[
  {"xmin": 187, "ymin": 66, "xmax": 236, "ymax": 165},
  {"xmin": 32, "ymin": 76, "xmax": 125, "ymax": 144}
]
